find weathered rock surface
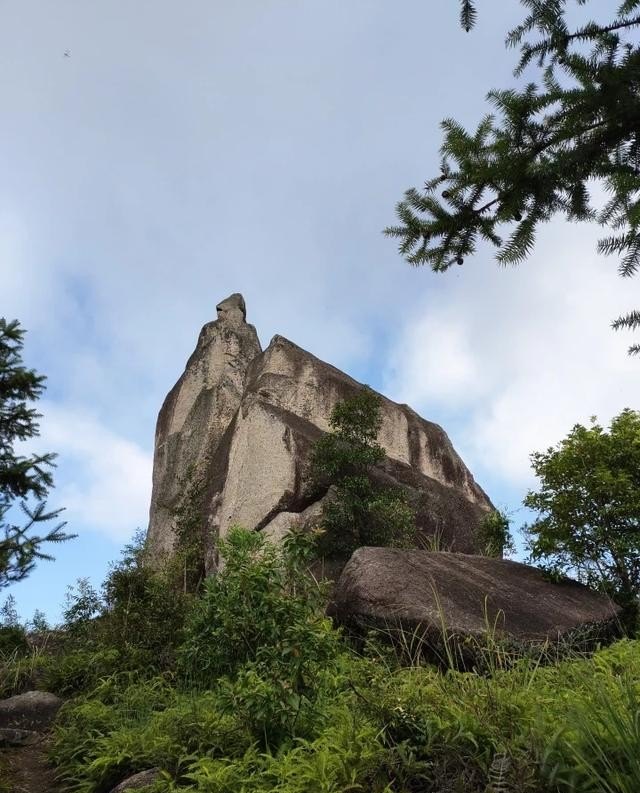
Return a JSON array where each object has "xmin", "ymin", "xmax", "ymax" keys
[
  {"xmin": 0, "ymin": 691, "xmax": 63, "ymax": 731},
  {"xmin": 0, "ymin": 727, "xmax": 41, "ymax": 747},
  {"xmin": 328, "ymin": 547, "xmax": 622, "ymax": 647},
  {"xmin": 147, "ymin": 294, "xmax": 262, "ymax": 563},
  {"xmin": 146, "ymin": 294, "xmax": 494, "ymax": 572},
  {"xmin": 109, "ymin": 768, "xmax": 161, "ymax": 792}
]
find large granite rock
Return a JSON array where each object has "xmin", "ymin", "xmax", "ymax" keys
[
  {"xmin": 146, "ymin": 294, "xmax": 494, "ymax": 572},
  {"xmin": 146, "ymin": 294, "xmax": 262, "ymax": 563},
  {"xmin": 328, "ymin": 547, "xmax": 622, "ymax": 648}
]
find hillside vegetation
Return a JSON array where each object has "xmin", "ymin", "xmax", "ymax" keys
[{"xmin": 1, "ymin": 527, "xmax": 639, "ymax": 793}]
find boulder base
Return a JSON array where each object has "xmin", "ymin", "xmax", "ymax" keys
[
  {"xmin": 109, "ymin": 768, "xmax": 161, "ymax": 792},
  {"xmin": 0, "ymin": 690, "xmax": 63, "ymax": 731},
  {"xmin": 328, "ymin": 548, "xmax": 621, "ymax": 649}
]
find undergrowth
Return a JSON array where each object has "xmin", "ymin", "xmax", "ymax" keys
[{"xmin": 3, "ymin": 526, "xmax": 638, "ymax": 792}]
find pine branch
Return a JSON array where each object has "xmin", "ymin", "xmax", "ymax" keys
[
  {"xmin": 459, "ymin": 0, "xmax": 477, "ymax": 33},
  {"xmin": 612, "ymin": 310, "xmax": 640, "ymax": 331}
]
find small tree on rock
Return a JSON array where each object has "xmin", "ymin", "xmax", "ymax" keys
[{"xmin": 311, "ymin": 388, "xmax": 416, "ymax": 558}]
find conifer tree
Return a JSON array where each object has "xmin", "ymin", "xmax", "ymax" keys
[
  {"xmin": 0, "ymin": 318, "xmax": 74, "ymax": 588},
  {"xmin": 386, "ymin": 1, "xmax": 640, "ymax": 352}
]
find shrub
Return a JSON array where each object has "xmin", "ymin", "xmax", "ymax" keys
[
  {"xmin": 311, "ymin": 388, "xmax": 417, "ymax": 557},
  {"xmin": 0, "ymin": 624, "xmax": 28, "ymax": 657},
  {"xmin": 57, "ymin": 532, "xmax": 191, "ymax": 681},
  {"xmin": 179, "ymin": 527, "xmax": 340, "ymax": 746},
  {"xmin": 41, "ymin": 647, "xmax": 121, "ymax": 697},
  {"xmin": 474, "ymin": 508, "xmax": 515, "ymax": 557}
]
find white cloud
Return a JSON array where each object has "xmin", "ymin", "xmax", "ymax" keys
[
  {"xmin": 385, "ymin": 221, "xmax": 640, "ymax": 487},
  {"xmin": 36, "ymin": 404, "xmax": 152, "ymax": 541}
]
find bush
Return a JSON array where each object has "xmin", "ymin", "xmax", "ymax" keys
[
  {"xmin": 474, "ymin": 508, "xmax": 515, "ymax": 557},
  {"xmin": 179, "ymin": 527, "xmax": 340, "ymax": 746},
  {"xmin": 0, "ymin": 624, "xmax": 28, "ymax": 657},
  {"xmin": 311, "ymin": 388, "xmax": 417, "ymax": 557},
  {"xmin": 57, "ymin": 533, "xmax": 192, "ymax": 681},
  {"xmin": 41, "ymin": 647, "xmax": 121, "ymax": 697}
]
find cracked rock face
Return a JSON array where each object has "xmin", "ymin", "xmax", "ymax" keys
[{"xmin": 145, "ymin": 294, "xmax": 494, "ymax": 572}]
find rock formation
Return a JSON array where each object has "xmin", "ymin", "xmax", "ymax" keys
[
  {"xmin": 146, "ymin": 293, "xmax": 494, "ymax": 572},
  {"xmin": 0, "ymin": 691, "xmax": 63, "ymax": 731},
  {"xmin": 147, "ymin": 294, "xmax": 261, "ymax": 561},
  {"xmin": 328, "ymin": 548, "xmax": 621, "ymax": 651}
]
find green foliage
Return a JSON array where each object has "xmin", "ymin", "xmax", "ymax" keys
[
  {"xmin": 475, "ymin": 508, "xmax": 515, "ymax": 557},
  {"xmin": 57, "ymin": 535, "xmax": 192, "ymax": 682},
  {"xmin": 170, "ymin": 465, "xmax": 207, "ymax": 594},
  {"xmin": 0, "ymin": 625, "xmax": 28, "ymax": 657},
  {"xmin": 0, "ymin": 318, "xmax": 74, "ymax": 587},
  {"xmin": 63, "ymin": 577, "xmax": 103, "ymax": 640},
  {"xmin": 0, "ymin": 638, "xmax": 51, "ymax": 697},
  {"xmin": 0, "ymin": 592, "xmax": 20, "ymax": 626},
  {"xmin": 100, "ymin": 531, "xmax": 192, "ymax": 671},
  {"xmin": 50, "ymin": 675, "xmax": 181, "ymax": 792},
  {"xmin": 524, "ymin": 409, "xmax": 640, "ymax": 626},
  {"xmin": 0, "ymin": 592, "xmax": 28, "ymax": 657},
  {"xmin": 387, "ymin": 1, "xmax": 640, "ymax": 353},
  {"xmin": 543, "ymin": 672, "xmax": 640, "ymax": 792},
  {"xmin": 179, "ymin": 527, "xmax": 339, "ymax": 746},
  {"xmin": 49, "ymin": 634, "xmax": 640, "ymax": 793},
  {"xmin": 28, "ymin": 607, "xmax": 49, "ymax": 633},
  {"xmin": 41, "ymin": 647, "xmax": 121, "ymax": 697},
  {"xmin": 311, "ymin": 388, "xmax": 417, "ymax": 557}
]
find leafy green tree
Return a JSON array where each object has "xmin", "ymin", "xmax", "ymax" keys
[
  {"xmin": 387, "ymin": 1, "xmax": 640, "ymax": 352},
  {"xmin": 524, "ymin": 409, "xmax": 640, "ymax": 625},
  {"xmin": 311, "ymin": 388, "xmax": 416, "ymax": 557},
  {"xmin": 474, "ymin": 508, "xmax": 515, "ymax": 557},
  {"xmin": 0, "ymin": 594, "xmax": 20, "ymax": 627},
  {"xmin": 0, "ymin": 318, "xmax": 74, "ymax": 587}
]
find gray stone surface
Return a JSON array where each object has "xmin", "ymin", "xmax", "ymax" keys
[
  {"xmin": 0, "ymin": 727, "xmax": 41, "ymax": 747},
  {"xmin": 0, "ymin": 691, "xmax": 63, "ymax": 731},
  {"xmin": 146, "ymin": 293, "xmax": 262, "ymax": 564},
  {"xmin": 146, "ymin": 295, "xmax": 494, "ymax": 573},
  {"xmin": 109, "ymin": 768, "xmax": 161, "ymax": 792},
  {"xmin": 328, "ymin": 547, "xmax": 622, "ymax": 645}
]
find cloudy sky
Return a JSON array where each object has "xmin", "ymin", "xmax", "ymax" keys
[{"xmin": 3, "ymin": 1, "xmax": 638, "ymax": 622}]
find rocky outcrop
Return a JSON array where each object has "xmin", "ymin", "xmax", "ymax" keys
[
  {"xmin": 0, "ymin": 691, "xmax": 63, "ymax": 731},
  {"xmin": 146, "ymin": 294, "xmax": 262, "ymax": 563},
  {"xmin": 108, "ymin": 769, "xmax": 161, "ymax": 792},
  {"xmin": 0, "ymin": 728, "xmax": 41, "ymax": 747},
  {"xmin": 146, "ymin": 294, "xmax": 494, "ymax": 572},
  {"xmin": 328, "ymin": 547, "xmax": 622, "ymax": 650}
]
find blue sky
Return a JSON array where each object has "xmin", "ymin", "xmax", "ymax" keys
[{"xmin": 2, "ymin": 1, "xmax": 638, "ymax": 623}]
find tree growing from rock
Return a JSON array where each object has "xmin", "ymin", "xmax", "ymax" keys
[
  {"xmin": 310, "ymin": 388, "xmax": 416, "ymax": 557},
  {"xmin": 0, "ymin": 318, "xmax": 73, "ymax": 588},
  {"xmin": 524, "ymin": 409, "xmax": 640, "ymax": 627},
  {"xmin": 386, "ymin": 0, "xmax": 640, "ymax": 352}
]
